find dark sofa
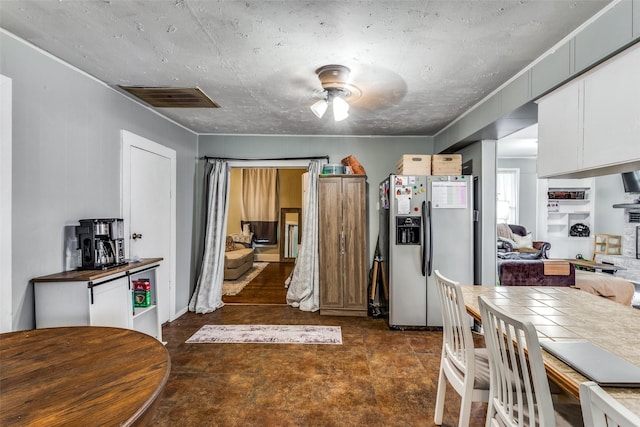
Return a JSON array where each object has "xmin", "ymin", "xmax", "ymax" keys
[
  {"xmin": 498, "ymin": 260, "xmax": 575, "ymax": 287},
  {"xmin": 497, "ymin": 224, "xmax": 551, "ymax": 260}
]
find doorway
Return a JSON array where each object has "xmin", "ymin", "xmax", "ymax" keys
[
  {"xmin": 121, "ymin": 130, "xmax": 177, "ymax": 323},
  {"xmin": 226, "ymin": 167, "xmax": 306, "ymax": 263},
  {"xmin": 222, "ymin": 162, "xmax": 308, "ymax": 304}
]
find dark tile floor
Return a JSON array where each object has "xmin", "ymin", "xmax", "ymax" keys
[
  {"xmin": 152, "ymin": 262, "xmax": 487, "ymax": 425},
  {"xmin": 152, "ymin": 305, "xmax": 487, "ymax": 426}
]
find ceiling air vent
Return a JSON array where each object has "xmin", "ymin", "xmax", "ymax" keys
[
  {"xmin": 630, "ymin": 211, "xmax": 640, "ymax": 223},
  {"xmin": 119, "ymin": 86, "xmax": 220, "ymax": 108}
]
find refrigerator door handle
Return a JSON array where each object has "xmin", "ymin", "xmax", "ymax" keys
[
  {"xmin": 421, "ymin": 201, "xmax": 427, "ymax": 276},
  {"xmin": 427, "ymin": 200, "xmax": 433, "ymax": 276}
]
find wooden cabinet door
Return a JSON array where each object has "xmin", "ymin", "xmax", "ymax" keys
[
  {"xmin": 318, "ymin": 177, "xmax": 343, "ymax": 308},
  {"xmin": 342, "ymin": 177, "xmax": 367, "ymax": 310}
]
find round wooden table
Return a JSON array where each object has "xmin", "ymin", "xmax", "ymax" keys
[{"xmin": 0, "ymin": 326, "xmax": 170, "ymax": 426}]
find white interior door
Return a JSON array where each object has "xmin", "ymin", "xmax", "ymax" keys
[{"xmin": 122, "ymin": 131, "xmax": 176, "ymax": 325}]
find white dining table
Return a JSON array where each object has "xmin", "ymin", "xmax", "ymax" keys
[{"xmin": 460, "ymin": 284, "xmax": 640, "ymax": 416}]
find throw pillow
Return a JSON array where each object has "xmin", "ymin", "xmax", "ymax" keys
[
  {"xmin": 225, "ymin": 236, "xmax": 235, "ymax": 251},
  {"xmin": 497, "ymin": 223, "xmax": 515, "ymax": 240},
  {"xmin": 513, "ymin": 233, "xmax": 533, "ymax": 249}
]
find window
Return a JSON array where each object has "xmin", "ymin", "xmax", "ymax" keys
[{"xmin": 496, "ymin": 168, "xmax": 519, "ymax": 224}]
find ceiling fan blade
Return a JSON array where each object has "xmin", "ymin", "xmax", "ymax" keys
[{"xmin": 349, "ymin": 65, "xmax": 408, "ymax": 111}]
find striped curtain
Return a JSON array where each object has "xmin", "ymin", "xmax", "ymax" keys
[{"xmin": 241, "ymin": 169, "xmax": 279, "ymax": 244}]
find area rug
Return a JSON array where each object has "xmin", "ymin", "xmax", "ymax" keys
[
  {"xmin": 185, "ymin": 325, "xmax": 343, "ymax": 345},
  {"xmin": 222, "ymin": 262, "xmax": 268, "ymax": 296}
]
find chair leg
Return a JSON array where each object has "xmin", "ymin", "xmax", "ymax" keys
[
  {"xmin": 434, "ymin": 366, "xmax": 447, "ymax": 425},
  {"xmin": 485, "ymin": 400, "xmax": 495, "ymax": 427},
  {"xmin": 458, "ymin": 387, "xmax": 473, "ymax": 427}
]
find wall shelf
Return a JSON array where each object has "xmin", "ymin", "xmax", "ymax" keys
[{"xmin": 539, "ymin": 178, "xmax": 595, "ymax": 258}]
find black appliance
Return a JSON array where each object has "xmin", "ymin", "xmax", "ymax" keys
[
  {"xmin": 622, "ymin": 171, "xmax": 640, "ymax": 193},
  {"xmin": 613, "ymin": 171, "xmax": 640, "ymax": 208},
  {"xmin": 76, "ymin": 218, "xmax": 126, "ymax": 270}
]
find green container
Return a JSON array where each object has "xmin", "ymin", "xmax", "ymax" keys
[{"xmin": 134, "ymin": 290, "xmax": 151, "ymax": 307}]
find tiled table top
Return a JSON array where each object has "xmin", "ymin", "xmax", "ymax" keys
[{"xmin": 461, "ymin": 285, "xmax": 640, "ymax": 415}]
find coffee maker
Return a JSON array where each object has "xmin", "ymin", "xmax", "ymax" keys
[{"xmin": 76, "ymin": 218, "xmax": 126, "ymax": 270}]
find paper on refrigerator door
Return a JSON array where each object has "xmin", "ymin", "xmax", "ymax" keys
[
  {"xmin": 431, "ymin": 181, "xmax": 467, "ymax": 208},
  {"xmin": 397, "ymin": 195, "xmax": 411, "ymax": 214}
]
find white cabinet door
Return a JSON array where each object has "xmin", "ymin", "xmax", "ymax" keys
[
  {"xmin": 89, "ymin": 277, "xmax": 131, "ymax": 328},
  {"xmin": 583, "ymin": 44, "xmax": 640, "ymax": 169},
  {"xmin": 537, "ymin": 79, "xmax": 583, "ymax": 178}
]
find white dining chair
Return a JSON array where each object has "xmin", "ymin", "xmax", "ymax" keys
[
  {"xmin": 580, "ymin": 381, "xmax": 640, "ymax": 427},
  {"xmin": 478, "ymin": 295, "xmax": 583, "ymax": 427},
  {"xmin": 434, "ymin": 270, "xmax": 490, "ymax": 426}
]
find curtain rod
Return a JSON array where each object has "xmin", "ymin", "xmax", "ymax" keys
[{"xmin": 201, "ymin": 155, "xmax": 329, "ymax": 161}]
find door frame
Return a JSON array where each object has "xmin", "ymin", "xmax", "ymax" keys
[
  {"xmin": 226, "ymin": 160, "xmax": 311, "ymax": 263},
  {"xmin": 0, "ymin": 74, "xmax": 12, "ymax": 332},
  {"xmin": 121, "ymin": 130, "xmax": 177, "ymax": 322}
]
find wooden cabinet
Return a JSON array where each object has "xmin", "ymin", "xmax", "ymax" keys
[
  {"xmin": 319, "ymin": 175, "xmax": 367, "ymax": 317},
  {"xmin": 537, "ymin": 43, "xmax": 640, "ymax": 178},
  {"xmin": 32, "ymin": 258, "xmax": 163, "ymax": 340}
]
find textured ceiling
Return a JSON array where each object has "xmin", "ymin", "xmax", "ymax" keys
[{"xmin": 0, "ymin": 0, "xmax": 611, "ymax": 136}]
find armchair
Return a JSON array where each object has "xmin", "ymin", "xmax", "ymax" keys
[{"xmin": 497, "ymin": 224, "xmax": 550, "ymax": 260}]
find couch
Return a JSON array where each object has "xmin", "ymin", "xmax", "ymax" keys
[
  {"xmin": 497, "ymin": 224, "xmax": 551, "ymax": 260},
  {"xmin": 498, "ymin": 259, "xmax": 575, "ymax": 287},
  {"xmin": 498, "ymin": 259, "xmax": 635, "ymax": 305},
  {"xmin": 224, "ymin": 237, "xmax": 255, "ymax": 280}
]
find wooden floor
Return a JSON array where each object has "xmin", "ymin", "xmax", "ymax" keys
[
  {"xmin": 151, "ymin": 262, "xmax": 489, "ymax": 426},
  {"xmin": 222, "ymin": 262, "xmax": 293, "ymax": 305}
]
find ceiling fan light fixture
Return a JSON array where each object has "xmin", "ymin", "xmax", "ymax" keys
[
  {"xmin": 310, "ymin": 99, "xmax": 328, "ymax": 118},
  {"xmin": 311, "ymin": 64, "xmax": 361, "ymax": 122},
  {"xmin": 332, "ymin": 95, "xmax": 349, "ymax": 122}
]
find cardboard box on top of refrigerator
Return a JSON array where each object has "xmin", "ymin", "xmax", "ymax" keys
[
  {"xmin": 432, "ymin": 154, "xmax": 462, "ymax": 175},
  {"xmin": 396, "ymin": 154, "xmax": 431, "ymax": 175}
]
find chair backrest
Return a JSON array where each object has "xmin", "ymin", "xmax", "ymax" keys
[
  {"xmin": 478, "ymin": 295, "xmax": 555, "ymax": 427},
  {"xmin": 580, "ymin": 381, "xmax": 640, "ymax": 427},
  {"xmin": 434, "ymin": 270, "xmax": 475, "ymax": 381}
]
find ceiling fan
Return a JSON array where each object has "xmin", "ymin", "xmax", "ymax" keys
[
  {"xmin": 310, "ymin": 65, "xmax": 361, "ymax": 122},
  {"xmin": 307, "ymin": 64, "xmax": 407, "ymax": 122}
]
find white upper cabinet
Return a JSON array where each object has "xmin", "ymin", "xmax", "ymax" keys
[
  {"xmin": 537, "ymin": 79, "xmax": 583, "ymax": 177},
  {"xmin": 537, "ymin": 43, "xmax": 640, "ymax": 178},
  {"xmin": 582, "ymin": 44, "xmax": 640, "ymax": 169}
]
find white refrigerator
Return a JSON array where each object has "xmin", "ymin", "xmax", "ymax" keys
[{"xmin": 379, "ymin": 174, "xmax": 474, "ymax": 328}]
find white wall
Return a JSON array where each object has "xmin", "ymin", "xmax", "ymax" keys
[
  {"xmin": 497, "ymin": 158, "xmax": 538, "ymax": 237},
  {"xmin": 594, "ymin": 173, "xmax": 626, "ymax": 237},
  {"xmin": 458, "ymin": 140, "xmax": 497, "ymax": 286},
  {"xmin": 1, "ymin": 32, "xmax": 198, "ymax": 330},
  {"xmin": 0, "ymin": 74, "xmax": 12, "ymax": 332}
]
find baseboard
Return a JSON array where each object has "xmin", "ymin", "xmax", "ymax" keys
[
  {"xmin": 255, "ymin": 253, "xmax": 279, "ymax": 262},
  {"xmin": 172, "ymin": 306, "xmax": 188, "ymax": 321}
]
